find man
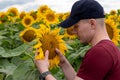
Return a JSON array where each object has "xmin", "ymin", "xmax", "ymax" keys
[{"xmin": 35, "ymin": 0, "xmax": 120, "ymax": 80}]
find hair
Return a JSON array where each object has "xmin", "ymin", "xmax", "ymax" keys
[
  {"xmin": 96, "ymin": 18, "xmax": 105, "ymax": 27},
  {"xmin": 77, "ymin": 18, "xmax": 105, "ymax": 28}
]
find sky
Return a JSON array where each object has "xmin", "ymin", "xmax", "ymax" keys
[{"xmin": 0, "ymin": 0, "xmax": 120, "ymax": 13}]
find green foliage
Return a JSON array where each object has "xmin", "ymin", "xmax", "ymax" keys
[
  {"xmin": 0, "ymin": 21, "xmax": 37, "ymax": 80},
  {"xmin": 0, "ymin": 16, "xmax": 91, "ymax": 80},
  {"xmin": 0, "ymin": 59, "xmax": 16, "ymax": 80},
  {"xmin": 0, "ymin": 44, "xmax": 31, "ymax": 57},
  {"xmin": 0, "ymin": 74, "xmax": 4, "ymax": 80},
  {"xmin": 13, "ymin": 59, "xmax": 39, "ymax": 80}
]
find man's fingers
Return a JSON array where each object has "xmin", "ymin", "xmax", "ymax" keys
[
  {"xmin": 35, "ymin": 48, "xmax": 39, "ymax": 58},
  {"xmin": 55, "ymin": 48, "xmax": 63, "ymax": 57},
  {"xmin": 45, "ymin": 50, "xmax": 49, "ymax": 60},
  {"xmin": 35, "ymin": 52, "xmax": 37, "ymax": 57}
]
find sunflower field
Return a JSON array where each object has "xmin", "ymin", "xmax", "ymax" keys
[{"xmin": 0, "ymin": 5, "xmax": 120, "ymax": 80}]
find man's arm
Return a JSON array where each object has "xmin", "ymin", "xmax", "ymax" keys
[
  {"xmin": 34, "ymin": 49, "xmax": 84, "ymax": 80},
  {"xmin": 55, "ymin": 48, "xmax": 84, "ymax": 80},
  {"xmin": 55, "ymin": 48, "xmax": 76, "ymax": 80},
  {"xmin": 75, "ymin": 76, "xmax": 84, "ymax": 80},
  {"xmin": 45, "ymin": 74, "xmax": 83, "ymax": 80}
]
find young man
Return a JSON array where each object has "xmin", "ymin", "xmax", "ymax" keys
[{"xmin": 35, "ymin": 0, "xmax": 120, "ymax": 80}]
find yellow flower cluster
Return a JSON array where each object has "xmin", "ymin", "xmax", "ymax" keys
[
  {"xmin": 105, "ymin": 9, "xmax": 120, "ymax": 45},
  {"xmin": 1, "ymin": 5, "xmax": 120, "ymax": 69}
]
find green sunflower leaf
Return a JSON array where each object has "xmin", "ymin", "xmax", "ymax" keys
[{"xmin": 0, "ymin": 43, "xmax": 30, "ymax": 57}]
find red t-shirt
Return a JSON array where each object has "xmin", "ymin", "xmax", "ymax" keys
[{"xmin": 77, "ymin": 40, "xmax": 120, "ymax": 80}]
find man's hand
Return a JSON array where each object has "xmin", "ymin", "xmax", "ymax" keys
[
  {"xmin": 55, "ymin": 48, "xmax": 68, "ymax": 67},
  {"xmin": 34, "ymin": 50, "xmax": 49, "ymax": 73}
]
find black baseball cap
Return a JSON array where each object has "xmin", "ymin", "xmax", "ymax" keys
[{"xmin": 58, "ymin": 0, "xmax": 105, "ymax": 28}]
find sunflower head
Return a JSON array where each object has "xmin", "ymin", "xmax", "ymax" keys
[
  {"xmin": 34, "ymin": 26, "xmax": 67, "ymax": 69},
  {"xmin": 118, "ymin": 15, "xmax": 120, "ymax": 21},
  {"xmin": 36, "ymin": 12, "xmax": 45, "ymax": 22},
  {"xmin": 37, "ymin": 5, "xmax": 51, "ymax": 14},
  {"xmin": 29, "ymin": 10, "xmax": 38, "ymax": 21},
  {"xmin": 56, "ymin": 13, "xmax": 64, "ymax": 21},
  {"xmin": 105, "ymin": 19, "xmax": 120, "ymax": 46},
  {"xmin": 19, "ymin": 11, "xmax": 26, "ymax": 19},
  {"xmin": 20, "ymin": 27, "xmax": 37, "ymax": 42},
  {"xmin": 22, "ymin": 15, "xmax": 34, "ymax": 28},
  {"xmin": 42, "ymin": 34, "xmax": 59, "ymax": 59},
  {"xmin": 106, "ymin": 23, "xmax": 113, "ymax": 39},
  {"xmin": 62, "ymin": 12, "xmax": 70, "ymax": 20},
  {"xmin": 0, "ymin": 12, "xmax": 8, "ymax": 23},
  {"xmin": 43, "ymin": 11, "xmax": 59, "ymax": 25},
  {"xmin": 7, "ymin": 7, "xmax": 19, "ymax": 17},
  {"xmin": 66, "ymin": 26, "xmax": 75, "ymax": 35},
  {"xmin": 110, "ymin": 10, "xmax": 117, "ymax": 15},
  {"xmin": 63, "ymin": 26, "xmax": 76, "ymax": 39}
]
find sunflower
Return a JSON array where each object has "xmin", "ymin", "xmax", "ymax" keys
[
  {"xmin": 43, "ymin": 11, "xmax": 59, "ymax": 26},
  {"xmin": 34, "ymin": 26, "xmax": 67, "ymax": 69},
  {"xmin": 118, "ymin": 15, "xmax": 120, "ymax": 22},
  {"xmin": 110, "ymin": 10, "xmax": 117, "ymax": 15},
  {"xmin": 0, "ymin": 12, "xmax": 8, "ymax": 23},
  {"xmin": 37, "ymin": 5, "xmax": 51, "ymax": 15},
  {"xmin": 19, "ymin": 11, "xmax": 26, "ymax": 19},
  {"xmin": 105, "ymin": 19, "xmax": 120, "ymax": 45},
  {"xmin": 29, "ymin": 10, "xmax": 38, "ymax": 22},
  {"xmin": 20, "ymin": 27, "xmax": 37, "ymax": 42},
  {"xmin": 36, "ymin": 12, "xmax": 44, "ymax": 22},
  {"xmin": 62, "ymin": 12, "xmax": 70, "ymax": 20},
  {"xmin": 56, "ymin": 13, "xmax": 64, "ymax": 21},
  {"xmin": 107, "ymin": 14, "xmax": 118, "ymax": 24},
  {"xmin": 63, "ymin": 26, "xmax": 76, "ymax": 39},
  {"xmin": 7, "ymin": 7, "xmax": 19, "ymax": 17},
  {"xmin": 22, "ymin": 15, "xmax": 34, "ymax": 28}
]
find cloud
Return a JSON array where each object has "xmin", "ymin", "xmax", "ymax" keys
[
  {"xmin": 0, "ymin": 0, "xmax": 33, "ymax": 12},
  {"xmin": 22, "ymin": 0, "xmax": 78, "ymax": 12},
  {"xmin": 0, "ymin": 0, "xmax": 120, "ymax": 13},
  {"xmin": 98, "ymin": 0, "xmax": 120, "ymax": 12},
  {"xmin": 0, "ymin": 0, "xmax": 78, "ymax": 13},
  {"xmin": 0, "ymin": 1, "xmax": 32, "ymax": 11}
]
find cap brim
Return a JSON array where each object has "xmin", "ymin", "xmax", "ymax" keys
[{"xmin": 58, "ymin": 18, "xmax": 78, "ymax": 28}]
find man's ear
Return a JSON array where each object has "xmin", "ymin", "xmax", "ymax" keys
[{"xmin": 89, "ymin": 19, "xmax": 96, "ymax": 30}]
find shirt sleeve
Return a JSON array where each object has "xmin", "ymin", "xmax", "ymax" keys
[{"xmin": 77, "ymin": 46, "xmax": 113, "ymax": 80}]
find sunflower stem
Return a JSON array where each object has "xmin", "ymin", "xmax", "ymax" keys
[{"xmin": 24, "ymin": 52, "xmax": 35, "ymax": 65}]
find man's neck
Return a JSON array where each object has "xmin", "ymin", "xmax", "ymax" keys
[{"xmin": 91, "ymin": 30, "xmax": 110, "ymax": 46}]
